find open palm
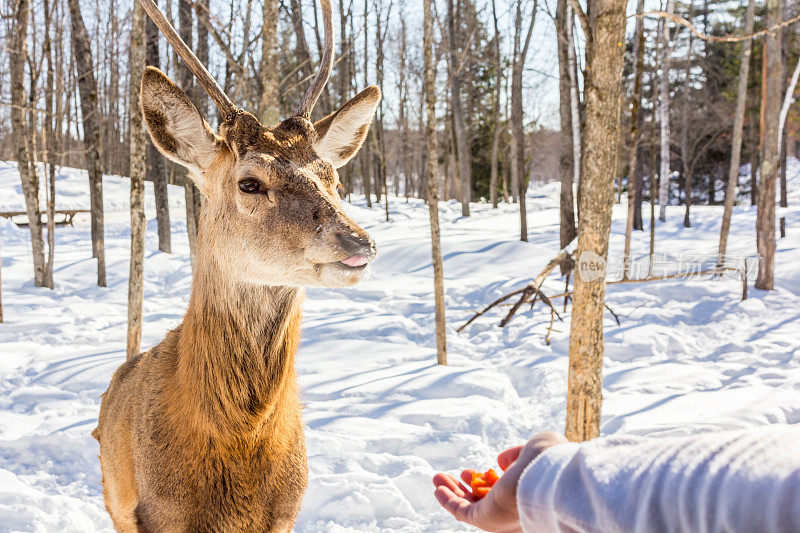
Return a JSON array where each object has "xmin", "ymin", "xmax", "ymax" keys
[{"xmin": 432, "ymin": 432, "xmax": 567, "ymax": 532}]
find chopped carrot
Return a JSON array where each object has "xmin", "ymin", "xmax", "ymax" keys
[
  {"xmin": 473, "ymin": 486, "xmax": 491, "ymax": 499},
  {"xmin": 470, "ymin": 468, "xmax": 501, "ymax": 499}
]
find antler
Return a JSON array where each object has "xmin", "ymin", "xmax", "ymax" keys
[
  {"xmin": 138, "ymin": 0, "xmax": 239, "ymax": 123},
  {"xmin": 295, "ymin": 0, "xmax": 334, "ymax": 118}
]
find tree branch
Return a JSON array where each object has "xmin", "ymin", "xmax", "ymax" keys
[{"xmin": 636, "ymin": 10, "xmax": 800, "ymax": 43}]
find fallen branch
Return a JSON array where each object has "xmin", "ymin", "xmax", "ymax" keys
[{"xmin": 459, "ymin": 260, "xmax": 745, "ymax": 335}]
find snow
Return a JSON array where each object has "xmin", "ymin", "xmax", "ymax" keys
[{"xmin": 0, "ymin": 160, "xmax": 799, "ymax": 532}]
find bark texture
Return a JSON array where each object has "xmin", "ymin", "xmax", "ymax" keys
[
  {"xmin": 127, "ymin": 2, "xmax": 148, "ymax": 360},
  {"xmin": 259, "ymin": 0, "xmax": 280, "ymax": 125},
  {"xmin": 755, "ymin": 0, "xmax": 783, "ymax": 291},
  {"xmin": 718, "ymin": 0, "xmax": 755, "ymax": 269},
  {"xmin": 622, "ymin": 0, "xmax": 645, "ymax": 279},
  {"xmin": 657, "ymin": 0, "xmax": 674, "ymax": 222},
  {"xmin": 11, "ymin": 0, "xmax": 46, "ymax": 288},
  {"xmin": 424, "ymin": 0, "xmax": 447, "ymax": 365},
  {"xmin": 565, "ymin": 0, "xmax": 627, "ymax": 442},
  {"xmin": 512, "ymin": 0, "xmax": 536, "ymax": 241},
  {"xmin": 447, "ymin": 0, "xmax": 471, "ymax": 217},
  {"xmin": 67, "ymin": 0, "xmax": 107, "ymax": 286}
]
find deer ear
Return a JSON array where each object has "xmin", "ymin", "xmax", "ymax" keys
[
  {"xmin": 140, "ymin": 66, "xmax": 220, "ymax": 180},
  {"xmin": 313, "ymin": 86, "xmax": 381, "ymax": 168}
]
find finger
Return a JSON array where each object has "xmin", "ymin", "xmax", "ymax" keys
[
  {"xmin": 433, "ymin": 472, "xmax": 471, "ymax": 500},
  {"xmin": 434, "ymin": 486, "xmax": 476, "ymax": 524},
  {"xmin": 460, "ymin": 468, "xmax": 477, "ymax": 486},
  {"xmin": 498, "ymin": 445, "xmax": 524, "ymax": 471}
]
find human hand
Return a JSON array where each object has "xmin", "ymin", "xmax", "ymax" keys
[{"xmin": 432, "ymin": 431, "xmax": 567, "ymax": 532}]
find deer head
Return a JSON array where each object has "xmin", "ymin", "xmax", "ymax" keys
[{"xmin": 139, "ymin": 0, "xmax": 380, "ymax": 288}]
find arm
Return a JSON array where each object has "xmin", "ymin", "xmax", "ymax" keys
[{"xmin": 517, "ymin": 426, "xmax": 800, "ymax": 533}]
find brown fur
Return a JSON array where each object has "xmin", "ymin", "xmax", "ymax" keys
[{"xmin": 94, "ymin": 67, "xmax": 381, "ymax": 532}]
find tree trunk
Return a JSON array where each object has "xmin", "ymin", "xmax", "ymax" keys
[
  {"xmin": 681, "ymin": 19, "xmax": 694, "ymax": 228},
  {"xmin": 146, "ymin": 13, "xmax": 172, "ymax": 254},
  {"xmin": 622, "ymin": 0, "xmax": 645, "ymax": 279},
  {"xmin": 11, "ymin": 0, "xmax": 46, "ymax": 288},
  {"xmin": 361, "ymin": 0, "xmax": 373, "ymax": 207},
  {"xmin": 178, "ymin": 0, "xmax": 201, "ymax": 272},
  {"xmin": 567, "ymin": 3, "xmax": 582, "ymax": 211},
  {"xmin": 648, "ymin": 147, "xmax": 657, "ymax": 277},
  {"xmin": 718, "ymin": 0, "xmax": 755, "ymax": 268},
  {"xmin": 259, "ymin": 0, "xmax": 280, "ymax": 125},
  {"xmin": 512, "ymin": 0, "xmax": 536, "ymax": 241},
  {"xmin": 424, "ymin": 0, "xmax": 447, "ymax": 366},
  {"xmin": 447, "ymin": 0, "xmax": 471, "ymax": 216},
  {"xmin": 657, "ymin": 0, "xmax": 674, "ymax": 222},
  {"xmin": 68, "ymin": 0, "xmax": 106, "ymax": 287},
  {"xmin": 557, "ymin": 0, "xmax": 577, "ymax": 247},
  {"xmin": 128, "ymin": 1, "xmax": 148, "ymax": 360},
  {"xmin": 43, "ymin": 0, "xmax": 56, "ymax": 289},
  {"xmin": 375, "ymin": 1, "xmax": 391, "ymax": 222},
  {"xmin": 565, "ymin": 0, "xmax": 627, "ymax": 442},
  {"xmin": 748, "ymin": 116, "xmax": 759, "ymax": 205},
  {"xmin": 490, "ymin": 0, "xmax": 503, "ymax": 209},
  {"xmin": 755, "ymin": 0, "xmax": 783, "ymax": 291}
]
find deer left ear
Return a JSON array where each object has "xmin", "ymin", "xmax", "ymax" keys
[{"xmin": 313, "ymin": 86, "xmax": 381, "ymax": 168}]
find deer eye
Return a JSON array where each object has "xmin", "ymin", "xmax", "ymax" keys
[{"xmin": 238, "ymin": 178, "xmax": 261, "ymax": 194}]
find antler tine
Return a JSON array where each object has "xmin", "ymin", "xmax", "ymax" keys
[
  {"xmin": 138, "ymin": 0, "xmax": 239, "ymax": 123},
  {"xmin": 295, "ymin": 0, "xmax": 334, "ymax": 118}
]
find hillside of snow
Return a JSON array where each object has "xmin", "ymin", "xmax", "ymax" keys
[{"xmin": 0, "ymin": 161, "xmax": 798, "ymax": 532}]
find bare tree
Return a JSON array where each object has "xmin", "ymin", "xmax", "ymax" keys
[
  {"xmin": 178, "ymin": 0, "xmax": 201, "ymax": 272},
  {"xmin": 11, "ymin": 0, "xmax": 46, "ymax": 288},
  {"xmin": 622, "ymin": 0, "xmax": 645, "ymax": 279},
  {"xmin": 717, "ymin": 0, "xmax": 756, "ymax": 269},
  {"xmin": 565, "ymin": 0, "xmax": 627, "ymax": 442},
  {"xmin": 557, "ymin": 0, "xmax": 577, "ymax": 248},
  {"xmin": 657, "ymin": 0, "xmax": 675, "ymax": 222},
  {"xmin": 42, "ymin": 0, "xmax": 57, "ymax": 289},
  {"xmin": 755, "ymin": 0, "xmax": 783, "ymax": 291},
  {"xmin": 680, "ymin": 15, "xmax": 694, "ymax": 228},
  {"xmin": 566, "ymin": 2, "xmax": 581, "ymax": 209},
  {"xmin": 68, "ymin": 0, "xmax": 107, "ymax": 287},
  {"xmin": 446, "ymin": 0, "xmax": 471, "ymax": 216},
  {"xmin": 127, "ymin": 0, "xmax": 148, "ymax": 360},
  {"xmin": 512, "ymin": 0, "xmax": 536, "ymax": 241},
  {"xmin": 490, "ymin": 0, "xmax": 503, "ymax": 208},
  {"xmin": 424, "ymin": 0, "xmax": 447, "ymax": 365}
]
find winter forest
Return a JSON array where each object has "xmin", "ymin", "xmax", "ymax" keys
[{"xmin": 0, "ymin": 0, "xmax": 799, "ymax": 530}]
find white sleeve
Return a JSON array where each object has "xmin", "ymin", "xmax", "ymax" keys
[{"xmin": 516, "ymin": 426, "xmax": 800, "ymax": 533}]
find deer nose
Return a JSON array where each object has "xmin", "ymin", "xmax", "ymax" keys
[{"xmin": 336, "ymin": 232, "xmax": 375, "ymax": 265}]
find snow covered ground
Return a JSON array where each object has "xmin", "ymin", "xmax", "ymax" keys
[{"xmin": 0, "ymin": 160, "xmax": 798, "ymax": 532}]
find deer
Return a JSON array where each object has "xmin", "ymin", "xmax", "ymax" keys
[{"xmin": 92, "ymin": 0, "xmax": 380, "ymax": 530}]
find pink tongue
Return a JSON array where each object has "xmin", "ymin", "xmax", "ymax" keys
[{"xmin": 341, "ymin": 254, "xmax": 369, "ymax": 267}]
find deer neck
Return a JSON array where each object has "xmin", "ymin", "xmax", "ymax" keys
[{"xmin": 169, "ymin": 247, "xmax": 305, "ymax": 440}]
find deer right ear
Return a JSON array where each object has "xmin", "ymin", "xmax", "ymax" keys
[{"xmin": 140, "ymin": 66, "xmax": 220, "ymax": 180}]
